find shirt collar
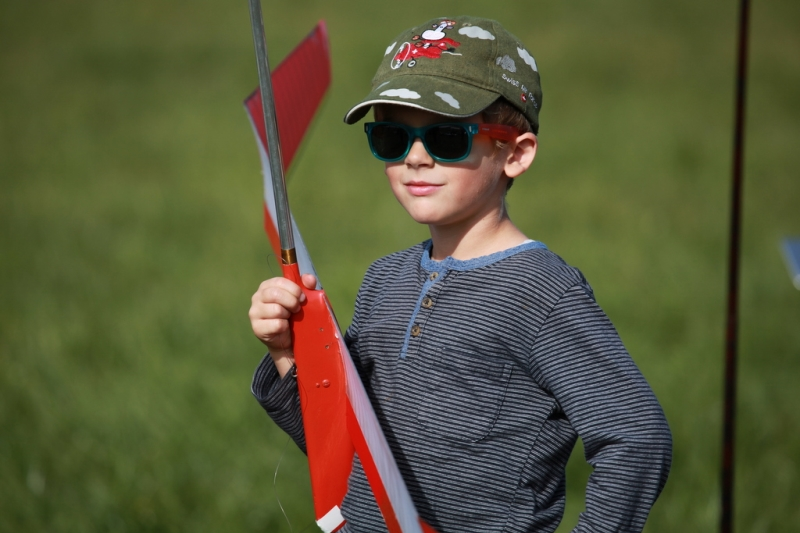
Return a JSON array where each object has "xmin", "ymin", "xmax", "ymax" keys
[{"xmin": 420, "ymin": 239, "xmax": 547, "ymax": 272}]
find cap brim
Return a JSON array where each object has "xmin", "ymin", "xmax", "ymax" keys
[{"xmin": 343, "ymin": 74, "xmax": 500, "ymax": 124}]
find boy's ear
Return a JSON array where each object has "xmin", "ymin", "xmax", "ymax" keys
[{"xmin": 503, "ymin": 133, "xmax": 538, "ymax": 179}]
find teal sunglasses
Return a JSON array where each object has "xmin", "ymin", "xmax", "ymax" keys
[{"xmin": 364, "ymin": 122, "xmax": 519, "ymax": 163}]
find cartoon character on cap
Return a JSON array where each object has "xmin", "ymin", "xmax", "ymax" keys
[{"xmin": 392, "ymin": 19, "xmax": 461, "ymax": 68}]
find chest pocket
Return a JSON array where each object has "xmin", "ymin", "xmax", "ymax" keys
[{"xmin": 417, "ymin": 345, "xmax": 512, "ymax": 443}]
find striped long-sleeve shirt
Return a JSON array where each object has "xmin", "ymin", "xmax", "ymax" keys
[{"xmin": 252, "ymin": 240, "xmax": 672, "ymax": 533}]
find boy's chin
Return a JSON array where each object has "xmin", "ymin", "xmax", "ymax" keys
[
  {"xmin": 404, "ymin": 210, "xmax": 457, "ymax": 228},
  {"xmin": 401, "ymin": 212, "xmax": 439, "ymax": 227}
]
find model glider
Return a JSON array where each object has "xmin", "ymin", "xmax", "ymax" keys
[{"xmin": 244, "ymin": 15, "xmax": 437, "ymax": 533}]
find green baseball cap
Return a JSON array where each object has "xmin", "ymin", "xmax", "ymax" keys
[{"xmin": 344, "ymin": 16, "xmax": 542, "ymax": 133}]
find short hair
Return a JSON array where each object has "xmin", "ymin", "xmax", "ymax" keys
[
  {"xmin": 481, "ymin": 98, "xmax": 535, "ymax": 190},
  {"xmin": 482, "ymin": 98, "xmax": 536, "ymax": 138}
]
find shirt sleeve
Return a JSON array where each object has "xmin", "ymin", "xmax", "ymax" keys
[
  {"xmin": 251, "ymin": 353, "xmax": 306, "ymax": 453},
  {"xmin": 528, "ymin": 283, "xmax": 672, "ymax": 533}
]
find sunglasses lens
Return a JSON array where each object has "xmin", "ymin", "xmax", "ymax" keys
[
  {"xmin": 370, "ymin": 124, "xmax": 409, "ymax": 161},
  {"xmin": 425, "ymin": 125, "xmax": 470, "ymax": 161}
]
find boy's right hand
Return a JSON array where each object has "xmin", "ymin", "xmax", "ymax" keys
[{"xmin": 249, "ymin": 274, "xmax": 317, "ymax": 377}]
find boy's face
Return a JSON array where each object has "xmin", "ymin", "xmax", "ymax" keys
[{"xmin": 373, "ymin": 105, "xmax": 512, "ymax": 232}]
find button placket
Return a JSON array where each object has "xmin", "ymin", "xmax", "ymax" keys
[
  {"xmin": 403, "ymin": 270, "xmax": 444, "ymax": 358},
  {"xmin": 411, "ymin": 274, "xmax": 445, "ymax": 343}
]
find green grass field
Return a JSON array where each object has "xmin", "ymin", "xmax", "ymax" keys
[{"xmin": 1, "ymin": 0, "xmax": 798, "ymax": 531}]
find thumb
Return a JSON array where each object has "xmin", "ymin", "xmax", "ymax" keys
[{"xmin": 301, "ymin": 273, "xmax": 318, "ymax": 290}]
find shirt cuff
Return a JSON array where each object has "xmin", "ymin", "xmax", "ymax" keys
[{"xmin": 251, "ymin": 353, "xmax": 298, "ymax": 413}]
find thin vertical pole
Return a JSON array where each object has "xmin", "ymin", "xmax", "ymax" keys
[
  {"xmin": 721, "ymin": 0, "xmax": 751, "ymax": 532},
  {"xmin": 247, "ymin": 0, "xmax": 296, "ymax": 262}
]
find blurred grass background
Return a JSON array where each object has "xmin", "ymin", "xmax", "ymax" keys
[{"xmin": 1, "ymin": 0, "xmax": 798, "ymax": 531}]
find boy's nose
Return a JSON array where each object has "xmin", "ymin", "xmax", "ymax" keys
[{"xmin": 405, "ymin": 137, "xmax": 434, "ymax": 167}]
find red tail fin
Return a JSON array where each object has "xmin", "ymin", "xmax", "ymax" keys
[{"xmin": 244, "ymin": 21, "xmax": 331, "ymax": 256}]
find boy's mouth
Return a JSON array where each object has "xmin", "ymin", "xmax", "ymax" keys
[{"xmin": 406, "ymin": 181, "xmax": 442, "ymax": 196}]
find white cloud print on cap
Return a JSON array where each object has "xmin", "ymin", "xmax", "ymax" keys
[
  {"xmin": 380, "ymin": 88, "xmax": 421, "ymax": 99},
  {"xmin": 458, "ymin": 26, "xmax": 495, "ymax": 40},
  {"xmin": 434, "ymin": 91, "xmax": 460, "ymax": 109},
  {"xmin": 517, "ymin": 48, "xmax": 538, "ymax": 72}
]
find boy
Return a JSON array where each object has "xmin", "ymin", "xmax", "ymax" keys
[{"xmin": 249, "ymin": 16, "xmax": 671, "ymax": 533}]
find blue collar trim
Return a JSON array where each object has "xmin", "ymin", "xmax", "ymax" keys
[{"xmin": 419, "ymin": 239, "xmax": 547, "ymax": 272}]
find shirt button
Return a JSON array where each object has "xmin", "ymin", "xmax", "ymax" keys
[
  {"xmin": 429, "ymin": 272, "xmax": 438, "ymax": 281},
  {"xmin": 421, "ymin": 297, "xmax": 433, "ymax": 309},
  {"xmin": 410, "ymin": 324, "xmax": 421, "ymax": 337}
]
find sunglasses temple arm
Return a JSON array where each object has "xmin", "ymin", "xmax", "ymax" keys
[
  {"xmin": 477, "ymin": 124, "xmax": 520, "ymax": 143},
  {"xmin": 247, "ymin": 0, "xmax": 297, "ymax": 265}
]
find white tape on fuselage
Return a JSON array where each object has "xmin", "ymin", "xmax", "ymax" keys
[{"xmin": 316, "ymin": 505, "xmax": 345, "ymax": 533}]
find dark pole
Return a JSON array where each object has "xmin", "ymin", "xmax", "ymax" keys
[
  {"xmin": 247, "ymin": 0, "xmax": 296, "ymax": 264},
  {"xmin": 721, "ymin": 0, "xmax": 751, "ymax": 532}
]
